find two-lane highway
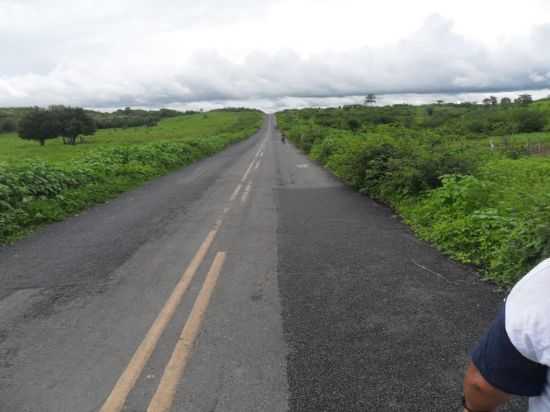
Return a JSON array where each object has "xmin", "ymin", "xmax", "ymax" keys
[
  {"xmin": 0, "ymin": 115, "xmax": 524, "ymax": 411},
  {"xmin": 0, "ymin": 115, "xmax": 286, "ymax": 412}
]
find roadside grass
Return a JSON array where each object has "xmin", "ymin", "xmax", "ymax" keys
[{"xmin": 0, "ymin": 110, "xmax": 263, "ymax": 244}]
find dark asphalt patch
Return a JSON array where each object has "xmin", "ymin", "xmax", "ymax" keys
[{"xmin": 276, "ymin": 186, "xmax": 526, "ymax": 411}]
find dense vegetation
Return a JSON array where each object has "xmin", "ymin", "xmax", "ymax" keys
[
  {"xmin": 277, "ymin": 98, "xmax": 550, "ymax": 286},
  {"xmin": 0, "ymin": 110, "xmax": 262, "ymax": 243}
]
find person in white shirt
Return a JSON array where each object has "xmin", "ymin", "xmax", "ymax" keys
[{"xmin": 463, "ymin": 259, "xmax": 550, "ymax": 411}]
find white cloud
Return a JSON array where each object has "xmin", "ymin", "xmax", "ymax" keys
[{"xmin": 0, "ymin": 1, "xmax": 550, "ymax": 110}]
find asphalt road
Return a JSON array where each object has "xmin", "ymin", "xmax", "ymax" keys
[{"xmin": 0, "ymin": 115, "xmax": 525, "ymax": 411}]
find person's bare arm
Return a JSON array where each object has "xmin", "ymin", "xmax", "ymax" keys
[{"xmin": 463, "ymin": 361, "xmax": 511, "ymax": 412}]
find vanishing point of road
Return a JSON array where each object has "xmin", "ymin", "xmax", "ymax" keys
[{"xmin": 0, "ymin": 115, "xmax": 524, "ymax": 411}]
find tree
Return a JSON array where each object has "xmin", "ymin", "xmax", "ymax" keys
[
  {"xmin": 18, "ymin": 107, "xmax": 59, "ymax": 146},
  {"xmin": 144, "ymin": 116, "xmax": 158, "ymax": 128},
  {"xmin": 57, "ymin": 107, "xmax": 96, "ymax": 145},
  {"xmin": 515, "ymin": 94, "xmax": 533, "ymax": 105},
  {"xmin": 482, "ymin": 96, "xmax": 498, "ymax": 105},
  {"xmin": 18, "ymin": 106, "xmax": 96, "ymax": 146},
  {"xmin": 364, "ymin": 94, "xmax": 376, "ymax": 105},
  {"xmin": 0, "ymin": 118, "xmax": 16, "ymax": 133},
  {"xmin": 501, "ymin": 97, "xmax": 512, "ymax": 105},
  {"xmin": 490, "ymin": 96, "xmax": 498, "ymax": 105}
]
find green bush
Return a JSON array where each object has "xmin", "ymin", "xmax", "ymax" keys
[
  {"xmin": 401, "ymin": 159, "xmax": 550, "ymax": 284},
  {"xmin": 305, "ymin": 129, "xmax": 480, "ymax": 201},
  {"xmin": 515, "ymin": 110, "xmax": 546, "ymax": 133}
]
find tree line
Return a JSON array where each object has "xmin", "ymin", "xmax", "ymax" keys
[
  {"xmin": 92, "ymin": 107, "xmax": 191, "ymax": 129},
  {"xmin": 310, "ymin": 94, "xmax": 549, "ymax": 137},
  {"xmin": 13, "ymin": 106, "xmax": 193, "ymax": 146},
  {"xmin": 19, "ymin": 106, "xmax": 97, "ymax": 146}
]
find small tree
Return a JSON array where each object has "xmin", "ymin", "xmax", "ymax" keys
[
  {"xmin": 482, "ymin": 96, "xmax": 498, "ymax": 105},
  {"xmin": 18, "ymin": 107, "xmax": 59, "ymax": 146},
  {"xmin": 515, "ymin": 94, "xmax": 533, "ymax": 105},
  {"xmin": 58, "ymin": 107, "xmax": 96, "ymax": 145},
  {"xmin": 364, "ymin": 94, "xmax": 376, "ymax": 105},
  {"xmin": 501, "ymin": 97, "xmax": 512, "ymax": 105},
  {"xmin": 0, "ymin": 118, "xmax": 16, "ymax": 133},
  {"xmin": 144, "ymin": 116, "xmax": 158, "ymax": 128}
]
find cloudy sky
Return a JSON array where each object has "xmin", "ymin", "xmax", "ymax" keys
[{"xmin": 2, "ymin": 0, "xmax": 550, "ymax": 111}]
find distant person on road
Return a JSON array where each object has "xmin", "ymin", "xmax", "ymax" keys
[
  {"xmin": 281, "ymin": 135, "xmax": 286, "ymax": 144},
  {"xmin": 463, "ymin": 259, "xmax": 550, "ymax": 411}
]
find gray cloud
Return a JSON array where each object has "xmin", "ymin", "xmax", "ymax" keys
[{"xmin": 1, "ymin": 8, "xmax": 550, "ymax": 109}]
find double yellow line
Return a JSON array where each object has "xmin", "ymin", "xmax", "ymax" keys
[
  {"xmin": 148, "ymin": 252, "xmax": 226, "ymax": 412},
  {"xmin": 100, "ymin": 135, "xmax": 268, "ymax": 412},
  {"xmin": 100, "ymin": 230, "xmax": 224, "ymax": 412}
]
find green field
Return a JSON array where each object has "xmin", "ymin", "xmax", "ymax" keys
[
  {"xmin": 0, "ymin": 110, "xmax": 263, "ymax": 243},
  {"xmin": 277, "ymin": 101, "xmax": 550, "ymax": 286},
  {"xmin": 0, "ymin": 111, "xmax": 258, "ymax": 163}
]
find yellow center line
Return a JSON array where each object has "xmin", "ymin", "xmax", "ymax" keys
[
  {"xmin": 229, "ymin": 183, "xmax": 243, "ymax": 202},
  {"xmin": 240, "ymin": 182, "xmax": 252, "ymax": 204},
  {"xmin": 99, "ymin": 230, "xmax": 219, "ymax": 412},
  {"xmin": 241, "ymin": 159, "xmax": 256, "ymax": 182},
  {"xmin": 241, "ymin": 139, "xmax": 266, "ymax": 184},
  {"xmin": 102, "ymin": 123, "xmax": 270, "ymax": 412},
  {"xmin": 147, "ymin": 252, "xmax": 227, "ymax": 412}
]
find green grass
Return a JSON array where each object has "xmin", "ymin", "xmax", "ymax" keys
[
  {"xmin": 0, "ymin": 111, "xmax": 255, "ymax": 163},
  {"xmin": 0, "ymin": 110, "xmax": 263, "ymax": 244}
]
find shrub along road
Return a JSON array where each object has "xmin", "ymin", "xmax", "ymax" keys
[{"xmin": 0, "ymin": 115, "xmax": 525, "ymax": 411}]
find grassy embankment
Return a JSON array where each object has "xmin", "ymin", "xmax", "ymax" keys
[
  {"xmin": 0, "ymin": 110, "xmax": 263, "ymax": 243},
  {"xmin": 277, "ymin": 102, "xmax": 550, "ymax": 286}
]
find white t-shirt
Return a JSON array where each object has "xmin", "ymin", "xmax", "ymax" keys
[
  {"xmin": 506, "ymin": 259, "xmax": 550, "ymax": 411},
  {"xmin": 472, "ymin": 259, "xmax": 550, "ymax": 411}
]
